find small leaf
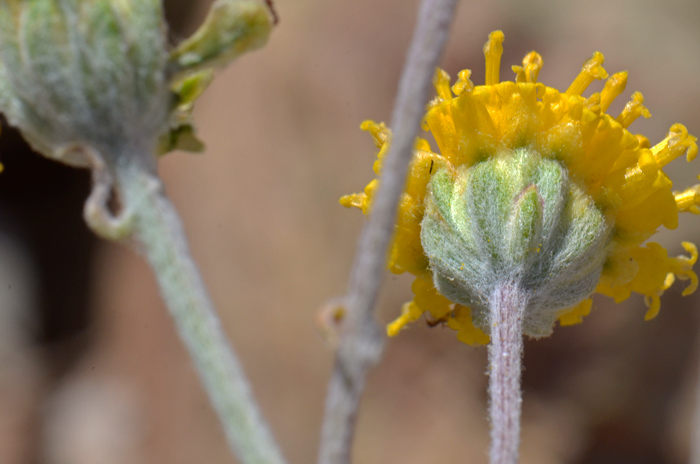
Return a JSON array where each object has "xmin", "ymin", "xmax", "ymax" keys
[{"xmin": 169, "ymin": 0, "xmax": 272, "ymax": 77}]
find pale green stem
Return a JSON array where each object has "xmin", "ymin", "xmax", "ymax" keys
[
  {"xmin": 690, "ymin": 345, "xmax": 700, "ymax": 464},
  {"xmin": 112, "ymin": 160, "xmax": 286, "ymax": 464},
  {"xmin": 488, "ymin": 280, "xmax": 526, "ymax": 464},
  {"xmin": 317, "ymin": 0, "xmax": 458, "ymax": 462}
]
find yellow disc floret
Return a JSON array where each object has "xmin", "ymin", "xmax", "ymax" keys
[{"xmin": 342, "ymin": 31, "xmax": 699, "ymax": 345}]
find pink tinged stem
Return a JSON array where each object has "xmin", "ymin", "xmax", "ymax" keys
[{"xmin": 488, "ymin": 280, "xmax": 527, "ymax": 464}]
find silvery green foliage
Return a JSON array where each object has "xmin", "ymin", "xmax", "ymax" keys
[
  {"xmin": 168, "ymin": 0, "xmax": 272, "ymax": 77},
  {"xmin": 0, "ymin": 0, "xmax": 168, "ymax": 167},
  {"xmin": 422, "ymin": 148, "xmax": 613, "ymax": 338},
  {"xmin": 0, "ymin": 0, "xmax": 271, "ymax": 168}
]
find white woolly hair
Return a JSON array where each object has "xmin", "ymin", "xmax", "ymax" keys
[
  {"xmin": 421, "ymin": 148, "xmax": 613, "ymax": 338},
  {"xmin": 0, "ymin": 0, "xmax": 170, "ymax": 167}
]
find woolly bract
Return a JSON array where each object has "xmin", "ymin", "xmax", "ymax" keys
[
  {"xmin": 341, "ymin": 31, "xmax": 699, "ymax": 344},
  {"xmin": 0, "ymin": 0, "xmax": 271, "ymax": 167}
]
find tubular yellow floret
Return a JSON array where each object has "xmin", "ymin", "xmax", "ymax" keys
[
  {"xmin": 672, "ymin": 242, "xmax": 699, "ymax": 296},
  {"xmin": 433, "ymin": 68, "xmax": 453, "ymax": 102},
  {"xmin": 600, "ymin": 71, "xmax": 628, "ymax": 113},
  {"xmin": 359, "ymin": 120, "xmax": 391, "ymax": 174},
  {"xmin": 616, "ymin": 92, "xmax": 651, "ymax": 128},
  {"xmin": 483, "ymin": 30, "xmax": 504, "ymax": 85},
  {"xmin": 644, "ymin": 295, "xmax": 662, "ymax": 320},
  {"xmin": 651, "ymin": 124, "xmax": 699, "ymax": 167},
  {"xmin": 452, "ymin": 69, "xmax": 474, "ymax": 96},
  {"xmin": 339, "ymin": 193, "xmax": 366, "ymax": 210},
  {"xmin": 360, "ymin": 120, "xmax": 389, "ymax": 148},
  {"xmin": 387, "ymin": 301, "xmax": 422, "ymax": 336},
  {"xmin": 675, "ymin": 182, "xmax": 700, "ymax": 214},
  {"xmin": 566, "ymin": 51, "xmax": 608, "ymax": 96},
  {"xmin": 512, "ymin": 51, "xmax": 543, "ymax": 83}
]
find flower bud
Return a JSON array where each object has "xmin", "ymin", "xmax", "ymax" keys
[
  {"xmin": 422, "ymin": 149, "xmax": 612, "ymax": 337},
  {"xmin": 0, "ymin": 0, "xmax": 168, "ymax": 166},
  {"xmin": 0, "ymin": 0, "xmax": 273, "ymax": 168}
]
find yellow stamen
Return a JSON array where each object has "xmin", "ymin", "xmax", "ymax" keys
[
  {"xmin": 600, "ymin": 71, "xmax": 628, "ymax": 113},
  {"xmin": 558, "ymin": 299, "xmax": 593, "ymax": 326},
  {"xmin": 585, "ymin": 93, "xmax": 601, "ymax": 115},
  {"xmin": 616, "ymin": 92, "xmax": 650, "ymax": 129},
  {"xmin": 387, "ymin": 301, "xmax": 422, "ymax": 336},
  {"xmin": 433, "ymin": 68, "xmax": 452, "ymax": 101},
  {"xmin": 644, "ymin": 295, "xmax": 661, "ymax": 320},
  {"xmin": 512, "ymin": 51, "xmax": 543, "ymax": 83},
  {"xmin": 339, "ymin": 193, "xmax": 366, "ymax": 210},
  {"xmin": 675, "ymin": 183, "xmax": 700, "ymax": 214},
  {"xmin": 566, "ymin": 51, "xmax": 608, "ymax": 96},
  {"xmin": 651, "ymin": 124, "xmax": 698, "ymax": 167},
  {"xmin": 483, "ymin": 30, "xmax": 504, "ymax": 85},
  {"xmin": 360, "ymin": 120, "xmax": 389, "ymax": 148},
  {"xmin": 452, "ymin": 69, "xmax": 474, "ymax": 96},
  {"xmin": 670, "ymin": 242, "xmax": 699, "ymax": 296}
]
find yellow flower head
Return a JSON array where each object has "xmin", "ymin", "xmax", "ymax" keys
[{"xmin": 342, "ymin": 31, "xmax": 699, "ymax": 345}]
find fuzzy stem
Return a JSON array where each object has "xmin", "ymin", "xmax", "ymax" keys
[
  {"xmin": 317, "ymin": 0, "xmax": 458, "ymax": 463},
  {"xmin": 488, "ymin": 280, "xmax": 527, "ymax": 464},
  {"xmin": 690, "ymin": 348, "xmax": 700, "ymax": 464},
  {"xmin": 113, "ymin": 160, "xmax": 286, "ymax": 464}
]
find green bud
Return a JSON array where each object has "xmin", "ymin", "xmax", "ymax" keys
[
  {"xmin": 0, "ymin": 0, "xmax": 273, "ymax": 167},
  {"xmin": 0, "ymin": 0, "xmax": 168, "ymax": 166},
  {"xmin": 421, "ymin": 148, "xmax": 613, "ymax": 337},
  {"xmin": 169, "ymin": 0, "xmax": 272, "ymax": 77}
]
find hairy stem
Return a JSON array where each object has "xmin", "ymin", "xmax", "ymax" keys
[
  {"xmin": 114, "ymin": 160, "xmax": 286, "ymax": 464},
  {"xmin": 317, "ymin": 0, "xmax": 458, "ymax": 463},
  {"xmin": 690, "ymin": 347, "xmax": 700, "ymax": 464},
  {"xmin": 488, "ymin": 280, "xmax": 527, "ymax": 464}
]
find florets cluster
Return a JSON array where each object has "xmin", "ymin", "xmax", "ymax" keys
[{"xmin": 342, "ymin": 31, "xmax": 699, "ymax": 343}]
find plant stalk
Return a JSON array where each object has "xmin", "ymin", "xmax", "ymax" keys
[
  {"xmin": 316, "ymin": 0, "xmax": 459, "ymax": 463},
  {"xmin": 488, "ymin": 280, "xmax": 527, "ymax": 464},
  {"xmin": 114, "ymin": 160, "xmax": 286, "ymax": 464}
]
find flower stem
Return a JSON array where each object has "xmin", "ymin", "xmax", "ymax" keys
[
  {"xmin": 690, "ymin": 344, "xmax": 700, "ymax": 464},
  {"xmin": 488, "ymin": 280, "xmax": 527, "ymax": 464},
  {"xmin": 317, "ymin": 0, "xmax": 458, "ymax": 462},
  {"xmin": 114, "ymin": 160, "xmax": 286, "ymax": 464}
]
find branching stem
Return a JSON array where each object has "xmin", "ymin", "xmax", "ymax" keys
[
  {"xmin": 317, "ymin": 0, "xmax": 458, "ymax": 463},
  {"xmin": 111, "ymin": 160, "xmax": 287, "ymax": 464},
  {"xmin": 488, "ymin": 280, "xmax": 527, "ymax": 464}
]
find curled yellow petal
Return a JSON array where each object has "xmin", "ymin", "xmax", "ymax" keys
[
  {"xmin": 674, "ymin": 183, "xmax": 700, "ymax": 214},
  {"xmin": 387, "ymin": 301, "xmax": 423, "ymax": 337},
  {"xmin": 558, "ymin": 299, "xmax": 593, "ymax": 326},
  {"xmin": 566, "ymin": 51, "xmax": 608, "ymax": 96},
  {"xmin": 616, "ymin": 92, "xmax": 650, "ymax": 129},
  {"xmin": 512, "ymin": 51, "xmax": 543, "ymax": 83},
  {"xmin": 644, "ymin": 295, "xmax": 661, "ymax": 320},
  {"xmin": 433, "ymin": 68, "xmax": 452, "ymax": 102},
  {"xmin": 451, "ymin": 69, "xmax": 474, "ymax": 96},
  {"xmin": 651, "ymin": 123, "xmax": 698, "ymax": 167},
  {"xmin": 447, "ymin": 305, "xmax": 489, "ymax": 346}
]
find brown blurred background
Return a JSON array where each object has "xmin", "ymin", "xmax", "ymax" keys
[{"xmin": 1, "ymin": 0, "xmax": 700, "ymax": 463}]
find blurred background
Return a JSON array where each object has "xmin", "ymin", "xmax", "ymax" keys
[{"xmin": 0, "ymin": 0, "xmax": 699, "ymax": 463}]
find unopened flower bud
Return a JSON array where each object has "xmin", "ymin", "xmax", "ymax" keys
[
  {"xmin": 0, "ymin": 0, "xmax": 273, "ymax": 168},
  {"xmin": 422, "ymin": 149, "xmax": 612, "ymax": 337}
]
